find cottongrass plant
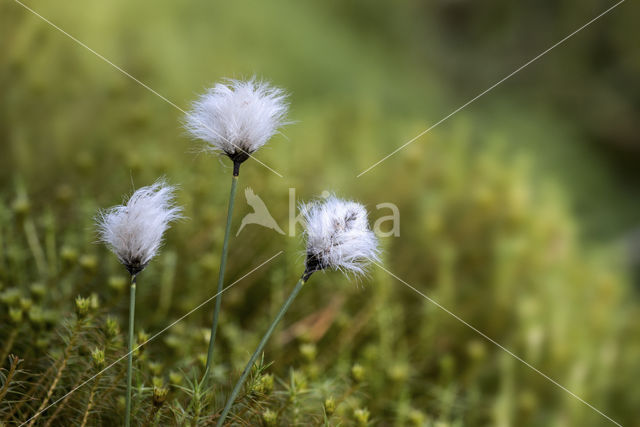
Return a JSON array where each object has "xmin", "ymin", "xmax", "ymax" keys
[
  {"xmin": 96, "ymin": 179, "xmax": 182, "ymax": 427},
  {"xmin": 185, "ymin": 78, "xmax": 289, "ymax": 379},
  {"xmin": 217, "ymin": 195, "xmax": 380, "ymax": 426}
]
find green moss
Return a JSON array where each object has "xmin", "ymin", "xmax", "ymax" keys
[{"xmin": 1, "ymin": 1, "xmax": 639, "ymax": 425}]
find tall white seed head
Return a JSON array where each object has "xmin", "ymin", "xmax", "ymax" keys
[
  {"xmin": 300, "ymin": 196, "xmax": 380, "ymax": 279},
  {"xmin": 96, "ymin": 180, "xmax": 183, "ymax": 275},
  {"xmin": 184, "ymin": 78, "xmax": 289, "ymax": 164}
]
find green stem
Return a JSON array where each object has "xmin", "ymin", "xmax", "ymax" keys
[
  {"xmin": 217, "ymin": 276, "xmax": 307, "ymax": 426},
  {"xmin": 125, "ymin": 274, "xmax": 137, "ymax": 427},
  {"xmin": 204, "ymin": 173, "xmax": 239, "ymax": 379},
  {"xmin": 23, "ymin": 217, "xmax": 47, "ymax": 278}
]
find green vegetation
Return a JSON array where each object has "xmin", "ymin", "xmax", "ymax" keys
[{"xmin": 1, "ymin": 0, "xmax": 639, "ymax": 425}]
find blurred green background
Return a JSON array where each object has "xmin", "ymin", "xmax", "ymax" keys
[{"xmin": 1, "ymin": 0, "xmax": 639, "ymax": 425}]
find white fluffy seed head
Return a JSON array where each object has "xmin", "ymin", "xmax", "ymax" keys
[
  {"xmin": 96, "ymin": 180, "xmax": 183, "ymax": 275},
  {"xmin": 184, "ymin": 78, "xmax": 289, "ymax": 162},
  {"xmin": 300, "ymin": 196, "xmax": 380, "ymax": 279}
]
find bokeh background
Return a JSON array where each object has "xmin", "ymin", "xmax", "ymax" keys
[{"xmin": 1, "ymin": 0, "xmax": 639, "ymax": 425}]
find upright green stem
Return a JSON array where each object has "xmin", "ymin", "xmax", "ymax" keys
[
  {"xmin": 204, "ymin": 172, "xmax": 239, "ymax": 379},
  {"xmin": 23, "ymin": 217, "xmax": 47, "ymax": 278},
  {"xmin": 217, "ymin": 276, "xmax": 307, "ymax": 426},
  {"xmin": 125, "ymin": 274, "xmax": 137, "ymax": 427}
]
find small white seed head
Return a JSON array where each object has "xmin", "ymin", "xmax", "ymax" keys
[
  {"xmin": 96, "ymin": 180, "xmax": 183, "ymax": 275},
  {"xmin": 184, "ymin": 78, "xmax": 289, "ymax": 164},
  {"xmin": 300, "ymin": 196, "xmax": 380, "ymax": 279}
]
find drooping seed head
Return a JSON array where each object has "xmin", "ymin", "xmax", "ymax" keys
[
  {"xmin": 300, "ymin": 196, "xmax": 380, "ymax": 279},
  {"xmin": 96, "ymin": 179, "xmax": 183, "ymax": 275},
  {"xmin": 184, "ymin": 78, "xmax": 289, "ymax": 164}
]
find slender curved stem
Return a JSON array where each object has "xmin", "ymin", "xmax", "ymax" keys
[
  {"xmin": 217, "ymin": 276, "xmax": 307, "ymax": 426},
  {"xmin": 125, "ymin": 274, "xmax": 137, "ymax": 427},
  {"xmin": 23, "ymin": 217, "xmax": 47, "ymax": 278},
  {"xmin": 204, "ymin": 172, "xmax": 239, "ymax": 379}
]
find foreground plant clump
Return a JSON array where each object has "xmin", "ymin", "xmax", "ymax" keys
[
  {"xmin": 0, "ymin": 78, "xmax": 387, "ymax": 426},
  {"xmin": 1, "ymin": 130, "xmax": 639, "ymax": 425},
  {"xmin": 0, "ymin": 12, "xmax": 639, "ymax": 420}
]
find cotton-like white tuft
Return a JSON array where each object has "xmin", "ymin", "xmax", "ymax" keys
[
  {"xmin": 184, "ymin": 78, "xmax": 289, "ymax": 162},
  {"xmin": 300, "ymin": 196, "xmax": 380, "ymax": 278},
  {"xmin": 96, "ymin": 180, "xmax": 183, "ymax": 275}
]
